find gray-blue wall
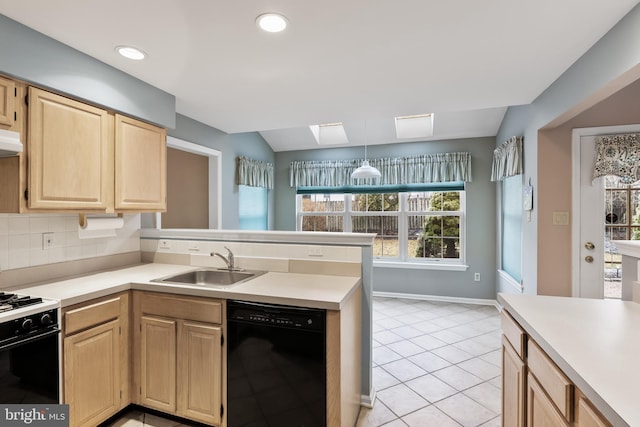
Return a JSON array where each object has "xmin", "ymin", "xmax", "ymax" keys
[
  {"xmin": 0, "ymin": 13, "xmax": 276, "ymax": 229},
  {"xmin": 274, "ymin": 137, "xmax": 497, "ymax": 300},
  {"xmin": 496, "ymin": 3, "xmax": 640, "ymax": 295},
  {"xmin": 0, "ymin": 14, "xmax": 175, "ymax": 128},
  {"xmin": 169, "ymin": 114, "xmax": 275, "ymax": 229}
]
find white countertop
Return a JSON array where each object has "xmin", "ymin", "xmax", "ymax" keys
[
  {"xmin": 12, "ymin": 263, "xmax": 361, "ymax": 311},
  {"xmin": 498, "ymin": 293, "xmax": 640, "ymax": 427}
]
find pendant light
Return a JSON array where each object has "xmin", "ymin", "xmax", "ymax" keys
[{"xmin": 351, "ymin": 122, "xmax": 381, "ymax": 180}]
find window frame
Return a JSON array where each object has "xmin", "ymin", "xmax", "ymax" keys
[{"xmin": 296, "ymin": 189, "xmax": 467, "ymax": 269}]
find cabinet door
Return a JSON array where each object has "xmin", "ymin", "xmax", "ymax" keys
[
  {"xmin": 140, "ymin": 315, "xmax": 177, "ymax": 413},
  {"xmin": 577, "ymin": 397, "xmax": 611, "ymax": 427},
  {"xmin": 28, "ymin": 87, "xmax": 111, "ymax": 210},
  {"xmin": 178, "ymin": 321, "xmax": 223, "ymax": 425},
  {"xmin": 114, "ymin": 114, "xmax": 166, "ymax": 210},
  {"xmin": 502, "ymin": 336, "xmax": 525, "ymax": 427},
  {"xmin": 527, "ymin": 374, "xmax": 570, "ymax": 427},
  {"xmin": 64, "ymin": 320, "xmax": 121, "ymax": 427},
  {"xmin": 0, "ymin": 76, "xmax": 15, "ymax": 128}
]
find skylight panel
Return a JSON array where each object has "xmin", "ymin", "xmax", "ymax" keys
[
  {"xmin": 310, "ymin": 123, "xmax": 349, "ymax": 145},
  {"xmin": 395, "ymin": 114, "xmax": 434, "ymax": 139}
]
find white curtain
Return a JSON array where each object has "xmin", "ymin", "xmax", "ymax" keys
[
  {"xmin": 592, "ymin": 134, "xmax": 640, "ymax": 184},
  {"xmin": 491, "ymin": 136, "xmax": 523, "ymax": 181},
  {"xmin": 289, "ymin": 152, "xmax": 472, "ymax": 187},
  {"xmin": 236, "ymin": 156, "xmax": 274, "ymax": 189}
]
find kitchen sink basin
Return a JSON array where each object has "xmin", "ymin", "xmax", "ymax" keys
[{"xmin": 152, "ymin": 268, "xmax": 265, "ymax": 286}]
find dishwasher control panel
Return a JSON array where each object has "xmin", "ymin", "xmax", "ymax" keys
[{"xmin": 227, "ymin": 300, "xmax": 325, "ymax": 332}]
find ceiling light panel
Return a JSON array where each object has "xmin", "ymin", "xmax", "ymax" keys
[
  {"xmin": 115, "ymin": 45, "xmax": 146, "ymax": 60},
  {"xmin": 310, "ymin": 123, "xmax": 349, "ymax": 145},
  {"xmin": 256, "ymin": 13, "xmax": 288, "ymax": 32},
  {"xmin": 395, "ymin": 114, "xmax": 434, "ymax": 139}
]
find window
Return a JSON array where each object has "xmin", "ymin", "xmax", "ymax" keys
[
  {"xmin": 297, "ymin": 187, "xmax": 465, "ymax": 264},
  {"xmin": 501, "ymin": 175, "xmax": 522, "ymax": 282},
  {"xmin": 239, "ymin": 185, "xmax": 268, "ymax": 230}
]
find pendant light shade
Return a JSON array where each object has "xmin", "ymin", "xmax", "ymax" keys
[
  {"xmin": 351, "ymin": 160, "xmax": 381, "ymax": 179},
  {"xmin": 351, "ymin": 121, "xmax": 381, "ymax": 180}
]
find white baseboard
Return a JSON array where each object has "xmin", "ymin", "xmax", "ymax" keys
[
  {"xmin": 360, "ymin": 388, "xmax": 376, "ymax": 408},
  {"xmin": 373, "ymin": 290, "xmax": 496, "ymax": 307}
]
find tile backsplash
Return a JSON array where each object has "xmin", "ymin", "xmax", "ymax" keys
[{"xmin": 0, "ymin": 213, "xmax": 140, "ymax": 271}]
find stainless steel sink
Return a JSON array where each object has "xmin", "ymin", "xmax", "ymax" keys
[{"xmin": 152, "ymin": 268, "xmax": 265, "ymax": 286}]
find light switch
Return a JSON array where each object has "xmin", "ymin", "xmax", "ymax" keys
[{"xmin": 552, "ymin": 211, "xmax": 570, "ymax": 226}]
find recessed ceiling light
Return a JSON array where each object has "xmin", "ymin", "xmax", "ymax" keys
[
  {"xmin": 115, "ymin": 45, "xmax": 146, "ymax": 60},
  {"xmin": 256, "ymin": 13, "xmax": 288, "ymax": 33}
]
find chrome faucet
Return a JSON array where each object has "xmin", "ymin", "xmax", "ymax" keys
[{"xmin": 211, "ymin": 246, "xmax": 235, "ymax": 270}]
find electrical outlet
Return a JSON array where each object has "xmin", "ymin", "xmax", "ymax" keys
[
  {"xmin": 42, "ymin": 232, "xmax": 53, "ymax": 250},
  {"xmin": 159, "ymin": 239, "xmax": 172, "ymax": 249},
  {"xmin": 474, "ymin": 273, "xmax": 481, "ymax": 282},
  {"xmin": 308, "ymin": 246, "xmax": 324, "ymax": 257}
]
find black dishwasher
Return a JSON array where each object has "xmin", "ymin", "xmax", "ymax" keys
[{"xmin": 227, "ymin": 300, "xmax": 326, "ymax": 427}]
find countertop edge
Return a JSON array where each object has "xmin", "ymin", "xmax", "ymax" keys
[
  {"xmin": 497, "ymin": 294, "xmax": 628, "ymax": 427},
  {"xmin": 19, "ymin": 264, "xmax": 361, "ymax": 312}
]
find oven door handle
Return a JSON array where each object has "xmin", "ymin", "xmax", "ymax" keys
[{"xmin": 0, "ymin": 327, "xmax": 60, "ymax": 351}]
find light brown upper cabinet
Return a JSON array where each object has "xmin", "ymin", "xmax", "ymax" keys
[
  {"xmin": 28, "ymin": 87, "xmax": 112, "ymax": 210},
  {"xmin": 0, "ymin": 75, "xmax": 15, "ymax": 128},
  {"xmin": 0, "ymin": 81, "xmax": 166, "ymax": 213},
  {"xmin": 115, "ymin": 114, "xmax": 166, "ymax": 211}
]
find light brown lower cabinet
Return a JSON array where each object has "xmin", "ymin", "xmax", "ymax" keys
[
  {"xmin": 134, "ymin": 291, "xmax": 224, "ymax": 426},
  {"xmin": 502, "ymin": 335, "xmax": 525, "ymax": 427},
  {"xmin": 62, "ymin": 292, "xmax": 129, "ymax": 427},
  {"xmin": 575, "ymin": 394, "xmax": 612, "ymax": 427},
  {"xmin": 502, "ymin": 309, "xmax": 612, "ymax": 427},
  {"xmin": 527, "ymin": 373, "xmax": 570, "ymax": 427}
]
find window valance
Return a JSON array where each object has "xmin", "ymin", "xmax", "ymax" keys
[
  {"xmin": 289, "ymin": 152, "xmax": 472, "ymax": 188},
  {"xmin": 237, "ymin": 156, "xmax": 274, "ymax": 189},
  {"xmin": 491, "ymin": 136, "xmax": 523, "ymax": 181},
  {"xmin": 592, "ymin": 134, "xmax": 640, "ymax": 184}
]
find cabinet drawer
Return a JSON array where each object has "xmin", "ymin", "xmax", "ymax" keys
[
  {"xmin": 65, "ymin": 297, "xmax": 122, "ymax": 335},
  {"xmin": 528, "ymin": 338, "xmax": 573, "ymax": 421},
  {"xmin": 502, "ymin": 310, "xmax": 526, "ymax": 358},
  {"xmin": 139, "ymin": 293, "xmax": 222, "ymax": 324}
]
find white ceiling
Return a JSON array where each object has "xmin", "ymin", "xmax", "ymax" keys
[{"xmin": 1, "ymin": 1, "xmax": 638, "ymax": 151}]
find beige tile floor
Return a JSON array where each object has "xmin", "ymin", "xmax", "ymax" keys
[
  {"xmin": 358, "ymin": 297, "xmax": 501, "ymax": 427},
  {"xmin": 106, "ymin": 297, "xmax": 502, "ymax": 427}
]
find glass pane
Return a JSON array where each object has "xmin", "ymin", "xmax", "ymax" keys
[
  {"xmin": 352, "ymin": 215, "xmax": 398, "ymax": 257},
  {"xmin": 606, "ymin": 226, "xmax": 628, "ymax": 240},
  {"xmin": 502, "ymin": 176, "xmax": 522, "ymax": 282},
  {"xmin": 632, "ymin": 227, "xmax": 640, "ymax": 240},
  {"xmin": 407, "ymin": 192, "xmax": 430, "ymax": 211},
  {"xmin": 239, "ymin": 185, "xmax": 267, "ymax": 230},
  {"xmin": 301, "ymin": 194, "xmax": 344, "ymax": 212},
  {"xmin": 301, "ymin": 215, "xmax": 343, "ymax": 232},
  {"xmin": 410, "ymin": 214, "xmax": 460, "ymax": 259},
  {"xmin": 351, "ymin": 193, "xmax": 398, "ymax": 212},
  {"xmin": 605, "ymin": 190, "xmax": 627, "ymax": 224},
  {"xmin": 632, "ymin": 190, "xmax": 640, "ymax": 225},
  {"xmin": 419, "ymin": 237, "xmax": 443, "ymax": 258},
  {"xmin": 442, "ymin": 238, "xmax": 460, "ymax": 258},
  {"xmin": 416, "ymin": 192, "xmax": 461, "ymax": 212}
]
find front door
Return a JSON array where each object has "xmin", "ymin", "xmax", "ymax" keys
[{"xmin": 572, "ymin": 124, "xmax": 640, "ymax": 299}]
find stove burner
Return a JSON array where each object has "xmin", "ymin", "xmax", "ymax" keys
[{"xmin": 0, "ymin": 293, "xmax": 44, "ymax": 311}]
